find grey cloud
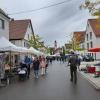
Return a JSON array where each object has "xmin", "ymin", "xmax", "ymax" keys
[{"xmin": 0, "ymin": 0, "xmax": 90, "ymax": 46}]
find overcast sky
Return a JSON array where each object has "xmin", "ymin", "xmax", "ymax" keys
[{"xmin": 0, "ymin": 0, "xmax": 93, "ymax": 47}]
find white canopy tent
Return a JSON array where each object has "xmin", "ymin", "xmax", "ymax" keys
[
  {"xmin": 16, "ymin": 47, "xmax": 29, "ymax": 53},
  {"xmin": 0, "ymin": 37, "xmax": 46, "ymax": 55},
  {"xmin": 29, "ymin": 47, "xmax": 44, "ymax": 56},
  {"xmin": 0, "ymin": 37, "xmax": 18, "ymax": 52},
  {"xmin": 0, "ymin": 37, "xmax": 33, "ymax": 85},
  {"xmin": 0, "ymin": 37, "xmax": 30, "ymax": 53}
]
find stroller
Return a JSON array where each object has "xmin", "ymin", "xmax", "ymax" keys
[{"xmin": 17, "ymin": 63, "xmax": 28, "ymax": 80}]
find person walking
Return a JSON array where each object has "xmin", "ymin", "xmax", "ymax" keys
[
  {"xmin": 33, "ymin": 57, "xmax": 40, "ymax": 78},
  {"xmin": 77, "ymin": 56, "xmax": 81, "ymax": 71},
  {"xmin": 24, "ymin": 56, "xmax": 32, "ymax": 79},
  {"xmin": 68, "ymin": 51, "xmax": 78, "ymax": 84},
  {"xmin": 40, "ymin": 57, "xmax": 46, "ymax": 76},
  {"xmin": 45, "ymin": 59, "xmax": 48, "ymax": 75}
]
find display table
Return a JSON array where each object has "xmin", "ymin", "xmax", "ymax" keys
[{"xmin": 87, "ymin": 66, "xmax": 96, "ymax": 73}]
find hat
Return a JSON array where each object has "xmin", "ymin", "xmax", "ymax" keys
[{"xmin": 70, "ymin": 49, "xmax": 74, "ymax": 54}]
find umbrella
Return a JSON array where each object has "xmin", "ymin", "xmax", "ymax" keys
[{"xmin": 88, "ymin": 47, "xmax": 100, "ymax": 52}]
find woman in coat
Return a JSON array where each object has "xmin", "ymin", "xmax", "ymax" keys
[{"xmin": 40, "ymin": 57, "xmax": 46, "ymax": 75}]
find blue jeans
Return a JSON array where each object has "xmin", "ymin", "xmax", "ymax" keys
[{"xmin": 34, "ymin": 70, "xmax": 39, "ymax": 78}]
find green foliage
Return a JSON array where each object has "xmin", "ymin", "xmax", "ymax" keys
[
  {"xmin": 75, "ymin": 48, "xmax": 85, "ymax": 51},
  {"xmin": 49, "ymin": 48, "xmax": 54, "ymax": 55},
  {"xmin": 62, "ymin": 46, "xmax": 65, "ymax": 56},
  {"xmin": 92, "ymin": 9, "xmax": 100, "ymax": 18},
  {"xmin": 81, "ymin": 0, "xmax": 100, "ymax": 18},
  {"xmin": 28, "ymin": 35, "xmax": 36, "ymax": 48},
  {"xmin": 29, "ymin": 34, "xmax": 43, "ymax": 49},
  {"xmin": 29, "ymin": 34, "xmax": 49, "ymax": 54}
]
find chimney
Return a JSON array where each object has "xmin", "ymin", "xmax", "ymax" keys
[{"xmin": 11, "ymin": 18, "xmax": 14, "ymax": 21}]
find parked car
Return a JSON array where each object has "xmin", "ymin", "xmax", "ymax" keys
[{"xmin": 83, "ymin": 55, "xmax": 94, "ymax": 62}]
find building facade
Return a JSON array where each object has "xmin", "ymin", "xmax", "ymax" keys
[
  {"xmin": 84, "ymin": 19, "xmax": 100, "ymax": 60},
  {"xmin": 9, "ymin": 19, "xmax": 34, "ymax": 48},
  {"xmin": 0, "ymin": 8, "xmax": 10, "ymax": 39}
]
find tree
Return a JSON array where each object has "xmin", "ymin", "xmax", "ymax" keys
[
  {"xmin": 29, "ymin": 34, "xmax": 43, "ymax": 49},
  {"xmin": 80, "ymin": 0, "xmax": 100, "ymax": 18},
  {"xmin": 29, "ymin": 34, "xmax": 48, "ymax": 53},
  {"xmin": 29, "ymin": 36, "xmax": 36, "ymax": 48},
  {"xmin": 49, "ymin": 47, "xmax": 54, "ymax": 55},
  {"xmin": 62, "ymin": 46, "xmax": 65, "ymax": 56}
]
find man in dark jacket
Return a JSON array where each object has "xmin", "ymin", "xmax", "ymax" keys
[
  {"xmin": 68, "ymin": 52, "xmax": 78, "ymax": 84},
  {"xmin": 33, "ymin": 57, "xmax": 40, "ymax": 78}
]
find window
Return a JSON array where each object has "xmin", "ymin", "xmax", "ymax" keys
[
  {"xmin": 90, "ymin": 41, "xmax": 93, "ymax": 48},
  {"xmin": 24, "ymin": 41, "xmax": 29, "ymax": 48},
  {"xmin": 24, "ymin": 42, "xmax": 26, "ymax": 47},
  {"xmin": 0, "ymin": 19, "xmax": 5, "ymax": 29},
  {"xmin": 87, "ymin": 43, "xmax": 89, "ymax": 49},
  {"xmin": 90, "ymin": 32, "xmax": 92, "ymax": 39},
  {"xmin": 82, "ymin": 44, "xmax": 84, "ymax": 49},
  {"xmin": 87, "ymin": 34, "xmax": 88, "ymax": 41},
  {"xmin": 28, "ymin": 34, "xmax": 29, "ymax": 40},
  {"xmin": 11, "ymin": 41, "xmax": 15, "ymax": 44},
  {"xmin": 26, "ymin": 42, "xmax": 29, "ymax": 48}
]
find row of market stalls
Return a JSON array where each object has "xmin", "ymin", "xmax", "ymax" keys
[
  {"xmin": 0, "ymin": 37, "xmax": 46, "ymax": 85},
  {"xmin": 0, "ymin": 37, "xmax": 45, "ymax": 55}
]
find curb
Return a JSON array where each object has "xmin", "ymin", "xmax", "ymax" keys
[{"xmin": 79, "ymin": 71, "xmax": 100, "ymax": 90}]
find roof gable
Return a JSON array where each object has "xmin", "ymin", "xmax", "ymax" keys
[
  {"xmin": 9, "ymin": 19, "xmax": 32, "ymax": 40},
  {"xmin": 88, "ymin": 19, "xmax": 100, "ymax": 37},
  {"xmin": 0, "ymin": 8, "xmax": 10, "ymax": 19}
]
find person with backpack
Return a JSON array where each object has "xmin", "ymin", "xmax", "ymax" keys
[{"xmin": 68, "ymin": 51, "xmax": 78, "ymax": 84}]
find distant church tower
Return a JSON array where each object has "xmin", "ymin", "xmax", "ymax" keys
[{"xmin": 54, "ymin": 40, "xmax": 57, "ymax": 50}]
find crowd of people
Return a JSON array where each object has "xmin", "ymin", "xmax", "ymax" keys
[
  {"xmin": 19, "ymin": 55, "xmax": 50, "ymax": 80},
  {"xmin": 18, "ymin": 52, "xmax": 81, "ymax": 84},
  {"xmin": 33, "ymin": 56, "xmax": 48, "ymax": 78}
]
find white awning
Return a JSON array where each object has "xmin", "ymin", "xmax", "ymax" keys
[
  {"xmin": 0, "ymin": 37, "xmax": 29, "ymax": 53},
  {"xmin": 29, "ymin": 47, "xmax": 44, "ymax": 55},
  {"xmin": 0, "ymin": 37, "xmax": 18, "ymax": 52}
]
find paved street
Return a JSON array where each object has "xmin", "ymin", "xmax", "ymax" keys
[{"xmin": 0, "ymin": 61, "xmax": 100, "ymax": 100}]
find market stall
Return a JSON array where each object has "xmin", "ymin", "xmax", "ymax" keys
[
  {"xmin": 88, "ymin": 47, "xmax": 100, "ymax": 77},
  {"xmin": 28, "ymin": 47, "xmax": 44, "ymax": 56},
  {"xmin": 0, "ymin": 37, "xmax": 31, "ymax": 85}
]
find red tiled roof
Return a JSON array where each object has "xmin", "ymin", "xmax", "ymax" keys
[
  {"xmin": 73, "ymin": 31, "xmax": 86, "ymax": 44},
  {"xmin": 88, "ymin": 19, "xmax": 100, "ymax": 37},
  {"xmin": 9, "ymin": 19, "xmax": 31, "ymax": 40}
]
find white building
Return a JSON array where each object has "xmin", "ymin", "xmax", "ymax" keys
[
  {"xmin": 9, "ymin": 19, "xmax": 35, "ymax": 48},
  {"xmin": 9, "ymin": 19, "xmax": 35, "ymax": 64},
  {"xmin": 84, "ymin": 19, "xmax": 100, "ymax": 60},
  {"xmin": 0, "ymin": 8, "xmax": 10, "ymax": 39}
]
